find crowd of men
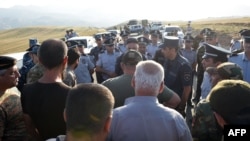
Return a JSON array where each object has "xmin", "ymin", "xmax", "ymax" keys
[{"xmin": 0, "ymin": 24, "xmax": 250, "ymax": 141}]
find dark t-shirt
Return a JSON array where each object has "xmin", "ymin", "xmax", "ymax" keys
[{"xmin": 21, "ymin": 82, "xmax": 70, "ymax": 140}]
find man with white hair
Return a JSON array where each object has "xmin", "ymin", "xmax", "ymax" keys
[{"xmin": 107, "ymin": 60, "xmax": 192, "ymax": 141}]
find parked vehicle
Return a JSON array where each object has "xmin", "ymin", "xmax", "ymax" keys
[
  {"xmin": 66, "ymin": 36, "xmax": 97, "ymax": 54},
  {"xmin": 128, "ymin": 24, "xmax": 143, "ymax": 35}
]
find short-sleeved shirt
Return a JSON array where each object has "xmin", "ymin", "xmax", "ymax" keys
[
  {"xmin": 117, "ymin": 43, "xmax": 127, "ymax": 54},
  {"xmin": 74, "ymin": 54, "xmax": 95, "ymax": 83},
  {"xmin": 146, "ymin": 43, "xmax": 159, "ymax": 58},
  {"xmin": 0, "ymin": 89, "xmax": 27, "ymax": 140},
  {"xmin": 107, "ymin": 96, "xmax": 192, "ymax": 141},
  {"xmin": 102, "ymin": 74, "xmax": 174, "ymax": 108},
  {"xmin": 89, "ymin": 45, "xmax": 105, "ymax": 65},
  {"xmin": 180, "ymin": 48, "xmax": 197, "ymax": 68},
  {"xmin": 63, "ymin": 67, "xmax": 77, "ymax": 87},
  {"xmin": 21, "ymin": 82, "xmax": 70, "ymax": 140},
  {"xmin": 163, "ymin": 53, "xmax": 192, "ymax": 97},
  {"xmin": 96, "ymin": 51, "xmax": 121, "ymax": 80},
  {"xmin": 229, "ymin": 52, "xmax": 250, "ymax": 83}
]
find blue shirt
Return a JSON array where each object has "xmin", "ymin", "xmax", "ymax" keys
[
  {"xmin": 229, "ymin": 52, "xmax": 250, "ymax": 83},
  {"xmin": 96, "ymin": 50, "xmax": 121, "ymax": 80},
  {"xmin": 146, "ymin": 43, "xmax": 159, "ymax": 58},
  {"xmin": 163, "ymin": 54, "xmax": 192, "ymax": 97},
  {"xmin": 107, "ymin": 96, "xmax": 192, "ymax": 141},
  {"xmin": 74, "ymin": 55, "xmax": 94, "ymax": 83}
]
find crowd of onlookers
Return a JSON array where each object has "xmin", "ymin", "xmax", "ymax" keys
[{"xmin": 0, "ymin": 24, "xmax": 250, "ymax": 141}]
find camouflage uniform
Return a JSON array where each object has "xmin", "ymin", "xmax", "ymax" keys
[
  {"xmin": 0, "ymin": 89, "xmax": 27, "ymax": 140},
  {"xmin": 63, "ymin": 67, "xmax": 77, "ymax": 87},
  {"xmin": 27, "ymin": 63, "xmax": 44, "ymax": 84},
  {"xmin": 192, "ymin": 99, "xmax": 223, "ymax": 141}
]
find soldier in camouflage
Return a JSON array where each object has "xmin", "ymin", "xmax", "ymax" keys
[
  {"xmin": 192, "ymin": 62, "xmax": 243, "ymax": 141},
  {"xmin": 26, "ymin": 45, "xmax": 44, "ymax": 84},
  {"xmin": 0, "ymin": 56, "xmax": 28, "ymax": 140}
]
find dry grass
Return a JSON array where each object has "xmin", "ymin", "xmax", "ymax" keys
[
  {"xmin": 0, "ymin": 26, "xmax": 105, "ymax": 55},
  {"xmin": 0, "ymin": 17, "xmax": 250, "ymax": 55}
]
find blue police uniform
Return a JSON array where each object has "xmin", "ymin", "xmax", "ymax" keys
[
  {"xmin": 229, "ymin": 52, "xmax": 250, "ymax": 83},
  {"xmin": 164, "ymin": 53, "xmax": 192, "ymax": 97},
  {"xmin": 146, "ymin": 43, "xmax": 159, "ymax": 58},
  {"xmin": 117, "ymin": 43, "xmax": 127, "ymax": 53}
]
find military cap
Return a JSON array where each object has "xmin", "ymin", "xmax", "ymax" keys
[
  {"xmin": 207, "ymin": 80, "xmax": 250, "ymax": 124},
  {"xmin": 104, "ymin": 38, "xmax": 115, "ymax": 46},
  {"xmin": 126, "ymin": 37, "xmax": 138, "ymax": 44},
  {"xmin": 0, "ymin": 56, "xmax": 17, "ymax": 70},
  {"xmin": 202, "ymin": 43, "xmax": 231, "ymax": 59},
  {"xmin": 137, "ymin": 37, "xmax": 149, "ymax": 45},
  {"xmin": 122, "ymin": 50, "xmax": 143, "ymax": 65},
  {"xmin": 120, "ymin": 31, "xmax": 129, "ymax": 37},
  {"xmin": 206, "ymin": 62, "xmax": 243, "ymax": 80},
  {"xmin": 200, "ymin": 28, "xmax": 212, "ymax": 35},
  {"xmin": 162, "ymin": 36, "xmax": 179, "ymax": 48},
  {"xmin": 183, "ymin": 34, "xmax": 194, "ymax": 41},
  {"xmin": 241, "ymin": 29, "xmax": 250, "ymax": 43}
]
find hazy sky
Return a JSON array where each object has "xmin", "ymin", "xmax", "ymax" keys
[{"xmin": 1, "ymin": 0, "xmax": 250, "ymax": 21}]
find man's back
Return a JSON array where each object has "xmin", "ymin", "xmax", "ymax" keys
[
  {"xmin": 107, "ymin": 96, "xmax": 191, "ymax": 141},
  {"xmin": 21, "ymin": 81, "xmax": 70, "ymax": 140}
]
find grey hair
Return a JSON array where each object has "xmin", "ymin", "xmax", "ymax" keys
[
  {"xmin": 134, "ymin": 60, "xmax": 164, "ymax": 93},
  {"xmin": 0, "ymin": 69, "xmax": 7, "ymax": 76}
]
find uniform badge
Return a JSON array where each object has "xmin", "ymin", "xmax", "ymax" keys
[{"xmin": 184, "ymin": 72, "xmax": 191, "ymax": 81}]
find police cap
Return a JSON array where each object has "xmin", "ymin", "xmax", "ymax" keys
[
  {"xmin": 204, "ymin": 31, "xmax": 217, "ymax": 38},
  {"xmin": 137, "ymin": 37, "xmax": 149, "ymax": 45},
  {"xmin": 162, "ymin": 36, "xmax": 179, "ymax": 48},
  {"xmin": 126, "ymin": 38, "xmax": 138, "ymax": 44},
  {"xmin": 104, "ymin": 38, "xmax": 115, "ymax": 46},
  {"xmin": 94, "ymin": 34, "xmax": 102, "ymax": 40},
  {"xmin": 0, "ymin": 56, "xmax": 17, "ymax": 70},
  {"xmin": 241, "ymin": 29, "xmax": 250, "ymax": 43},
  {"xmin": 200, "ymin": 28, "xmax": 212, "ymax": 35},
  {"xmin": 202, "ymin": 43, "xmax": 231, "ymax": 59},
  {"xmin": 183, "ymin": 34, "xmax": 194, "ymax": 41}
]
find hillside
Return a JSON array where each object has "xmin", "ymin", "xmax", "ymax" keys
[{"xmin": 0, "ymin": 17, "xmax": 250, "ymax": 55}]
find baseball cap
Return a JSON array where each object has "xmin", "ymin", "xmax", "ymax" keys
[
  {"xmin": 122, "ymin": 50, "xmax": 143, "ymax": 65},
  {"xmin": 207, "ymin": 80, "xmax": 250, "ymax": 124},
  {"xmin": 206, "ymin": 62, "xmax": 243, "ymax": 80},
  {"xmin": 0, "ymin": 56, "xmax": 17, "ymax": 70}
]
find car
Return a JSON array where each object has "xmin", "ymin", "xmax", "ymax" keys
[
  {"xmin": 161, "ymin": 25, "xmax": 185, "ymax": 43},
  {"xmin": 66, "ymin": 36, "xmax": 97, "ymax": 54},
  {"xmin": 150, "ymin": 22, "xmax": 163, "ymax": 32},
  {"xmin": 128, "ymin": 24, "xmax": 143, "ymax": 35},
  {"xmin": 2, "ymin": 51, "xmax": 27, "ymax": 70}
]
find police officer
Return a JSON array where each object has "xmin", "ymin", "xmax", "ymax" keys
[
  {"xmin": 147, "ymin": 31, "xmax": 161, "ymax": 58},
  {"xmin": 26, "ymin": 45, "xmax": 44, "ymax": 84},
  {"xmin": 96, "ymin": 38, "xmax": 121, "ymax": 83},
  {"xmin": 194, "ymin": 29, "xmax": 217, "ymax": 104},
  {"xmin": 180, "ymin": 34, "xmax": 197, "ymax": 107},
  {"xmin": 137, "ymin": 37, "xmax": 152, "ymax": 60},
  {"xmin": 229, "ymin": 29, "xmax": 250, "ymax": 83},
  {"xmin": 200, "ymin": 43, "xmax": 230, "ymax": 100},
  {"xmin": 117, "ymin": 31, "xmax": 129, "ymax": 53},
  {"xmin": 89, "ymin": 35, "xmax": 106, "ymax": 83},
  {"xmin": 161, "ymin": 36, "xmax": 192, "ymax": 117},
  {"xmin": 17, "ymin": 43, "xmax": 40, "ymax": 91}
]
